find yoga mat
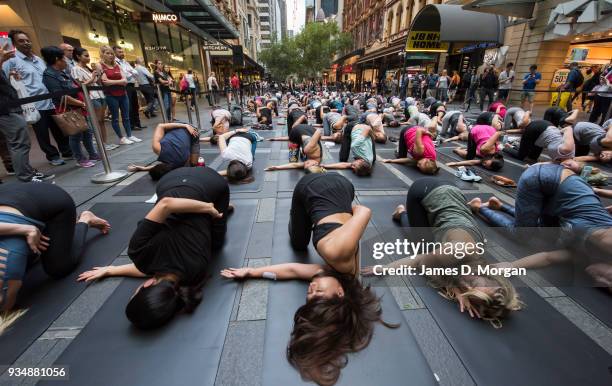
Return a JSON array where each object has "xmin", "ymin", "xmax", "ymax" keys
[
  {"xmin": 0, "ymin": 203, "xmax": 152, "ymax": 366},
  {"xmin": 39, "ymin": 200, "xmax": 258, "ymax": 386},
  {"xmin": 337, "ymin": 164, "xmax": 408, "ymax": 190},
  {"xmin": 262, "ymin": 199, "xmax": 437, "ymax": 386},
  {"xmin": 114, "ymin": 152, "xmax": 219, "ymax": 196},
  {"xmin": 277, "ymin": 169, "xmax": 308, "ymax": 192},
  {"xmin": 217, "ymin": 152, "xmax": 270, "ymax": 193},
  {"xmin": 360, "ymin": 195, "xmax": 612, "ymax": 386}
]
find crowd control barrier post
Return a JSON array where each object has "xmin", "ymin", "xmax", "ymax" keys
[
  {"xmin": 193, "ymin": 95, "xmax": 202, "ymax": 131},
  {"xmin": 81, "ymin": 84, "xmax": 128, "ymax": 184},
  {"xmin": 185, "ymin": 93, "xmax": 193, "ymax": 124},
  {"xmin": 156, "ymin": 84, "xmax": 168, "ymax": 123}
]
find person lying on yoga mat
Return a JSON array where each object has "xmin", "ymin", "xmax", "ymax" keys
[
  {"xmin": 468, "ymin": 163, "xmax": 612, "ymax": 286},
  {"xmin": 0, "ymin": 183, "xmax": 110, "ymax": 314},
  {"xmin": 503, "ymin": 107, "xmax": 530, "ymax": 132},
  {"xmin": 361, "ymin": 177, "xmax": 522, "ymax": 327},
  {"xmin": 572, "ymin": 120, "xmax": 612, "ymax": 164},
  {"xmin": 382, "ymin": 126, "xmax": 440, "ymax": 175},
  {"xmin": 127, "ymin": 122, "xmax": 201, "ymax": 180},
  {"xmin": 439, "ymin": 110, "xmax": 467, "ymax": 138},
  {"xmin": 314, "ymin": 104, "xmax": 329, "ymax": 125},
  {"xmin": 321, "ymin": 111, "xmax": 348, "ymax": 140},
  {"xmin": 446, "ymin": 113, "xmax": 505, "ymax": 171},
  {"xmin": 222, "ymin": 173, "xmax": 395, "ymax": 385},
  {"xmin": 78, "ymin": 167, "xmax": 230, "ymax": 329},
  {"xmin": 210, "ymin": 107, "xmax": 232, "ymax": 135},
  {"xmin": 488, "ymin": 101, "xmax": 507, "ymax": 120},
  {"xmin": 266, "ymin": 124, "xmax": 327, "ymax": 173},
  {"xmin": 503, "ymin": 117, "xmax": 576, "ymax": 164},
  {"xmin": 361, "ymin": 111, "xmax": 387, "ymax": 143},
  {"xmin": 255, "ymin": 103, "xmax": 273, "ymax": 126},
  {"xmin": 217, "ymin": 128, "xmax": 257, "ymax": 183},
  {"xmin": 406, "ymin": 105, "xmax": 439, "ymax": 135},
  {"xmin": 321, "ymin": 123, "xmax": 375, "ymax": 176}
]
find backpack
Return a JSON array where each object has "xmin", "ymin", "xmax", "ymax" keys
[
  {"xmin": 230, "ymin": 104, "xmax": 243, "ymax": 126},
  {"xmin": 574, "ymin": 69, "xmax": 584, "ymax": 88}
]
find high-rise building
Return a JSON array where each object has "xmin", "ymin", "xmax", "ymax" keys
[
  {"xmin": 259, "ymin": 0, "xmax": 281, "ymax": 47},
  {"xmin": 279, "ymin": 0, "xmax": 288, "ymax": 39},
  {"xmin": 305, "ymin": 0, "xmax": 315, "ymax": 24}
]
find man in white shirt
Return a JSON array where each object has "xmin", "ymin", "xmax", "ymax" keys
[
  {"xmin": 207, "ymin": 72, "xmax": 219, "ymax": 105},
  {"xmin": 498, "ymin": 62, "xmax": 514, "ymax": 104},
  {"xmin": 134, "ymin": 57, "xmax": 156, "ymax": 118},
  {"xmin": 114, "ymin": 46, "xmax": 145, "ymax": 129},
  {"xmin": 59, "ymin": 43, "xmax": 75, "ymax": 74},
  {"xmin": 184, "ymin": 69, "xmax": 196, "ymax": 109}
]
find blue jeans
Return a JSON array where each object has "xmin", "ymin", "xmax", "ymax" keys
[
  {"xmin": 479, "ymin": 164, "xmax": 562, "ymax": 230},
  {"xmin": 105, "ymin": 94, "xmax": 132, "ymax": 138},
  {"xmin": 162, "ymin": 91, "xmax": 172, "ymax": 120},
  {"xmin": 69, "ymin": 117, "xmax": 99, "ymax": 162}
]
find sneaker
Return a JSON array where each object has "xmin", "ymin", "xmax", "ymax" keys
[
  {"xmin": 455, "ymin": 166, "xmax": 474, "ymax": 182},
  {"xmin": 89, "ymin": 155, "xmax": 102, "ymax": 163},
  {"xmin": 62, "ymin": 154, "xmax": 75, "ymax": 160},
  {"xmin": 467, "ymin": 168, "xmax": 482, "ymax": 182},
  {"xmin": 119, "ymin": 137, "xmax": 134, "ymax": 145},
  {"xmin": 128, "ymin": 136, "xmax": 142, "ymax": 143},
  {"xmin": 77, "ymin": 160, "xmax": 96, "ymax": 168},
  {"xmin": 104, "ymin": 144, "xmax": 115, "ymax": 151},
  {"xmin": 31, "ymin": 172, "xmax": 54, "ymax": 182},
  {"xmin": 6, "ymin": 170, "xmax": 15, "ymax": 176},
  {"xmin": 49, "ymin": 158, "xmax": 66, "ymax": 166}
]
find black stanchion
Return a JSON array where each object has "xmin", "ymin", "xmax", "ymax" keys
[
  {"xmin": 193, "ymin": 97, "xmax": 202, "ymax": 131},
  {"xmin": 156, "ymin": 84, "xmax": 168, "ymax": 123},
  {"xmin": 81, "ymin": 84, "xmax": 128, "ymax": 184},
  {"xmin": 184, "ymin": 93, "xmax": 193, "ymax": 125}
]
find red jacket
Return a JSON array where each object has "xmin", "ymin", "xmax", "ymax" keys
[{"xmin": 231, "ymin": 76, "xmax": 240, "ymax": 89}]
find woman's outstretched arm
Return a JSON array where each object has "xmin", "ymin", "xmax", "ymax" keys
[
  {"xmin": 220, "ymin": 263, "xmax": 322, "ymax": 281},
  {"xmin": 77, "ymin": 263, "xmax": 148, "ymax": 282}
]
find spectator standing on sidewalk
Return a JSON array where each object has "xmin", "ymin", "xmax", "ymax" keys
[
  {"xmin": 448, "ymin": 70, "xmax": 460, "ymax": 102},
  {"xmin": 479, "ymin": 66, "xmax": 498, "ymax": 111},
  {"xmin": 3, "ymin": 30, "xmax": 72, "ymax": 166},
  {"xmin": 114, "ymin": 46, "xmax": 145, "ymax": 130},
  {"xmin": 184, "ymin": 69, "xmax": 197, "ymax": 109},
  {"xmin": 71, "ymin": 47, "xmax": 118, "ymax": 152},
  {"xmin": 41, "ymin": 46, "xmax": 100, "ymax": 168},
  {"xmin": 426, "ymin": 71, "xmax": 439, "ymax": 99},
  {"xmin": 231, "ymin": 73, "xmax": 241, "ymax": 105},
  {"xmin": 134, "ymin": 57, "xmax": 156, "ymax": 119},
  {"xmin": 521, "ymin": 64, "xmax": 541, "ymax": 112},
  {"xmin": 561, "ymin": 62, "xmax": 584, "ymax": 111},
  {"xmin": 59, "ymin": 43, "xmax": 75, "ymax": 74},
  {"xmin": 154, "ymin": 60, "xmax": 172, "ymax": 120},
  {"xmin": 436, "ymin": 70, "xmax": 451, "ymax": 102},
  {"xmin": 0, "ymin": 42, "xmax": 47, "ymax": 182},
  {"xmin": 99, "ymin": 45, "xmax": 140, "ymax": 145},
  {"xmin": 498, "ymin": 62, "xmax": 514, "ymax": 104},
  {"xmin": 208, "ymin": 72, "xmax": 219, "ymax": 105}
]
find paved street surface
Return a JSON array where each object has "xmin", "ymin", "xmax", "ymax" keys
[{"xmin": 1, "ymin": 98, "xmax": 610, "ymax": 386}]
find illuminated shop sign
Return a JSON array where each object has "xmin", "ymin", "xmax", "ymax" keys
[{"xmin": 131, "ymin": 12, "xmax": 181, "ymax": 24}]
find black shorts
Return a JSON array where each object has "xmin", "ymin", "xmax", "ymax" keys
[
  {"xmin": 293, "ymin": 172, "xmax": 354, "ymax": 225},
  {"xmin": 289, "ymin": 124, "xmax": 315, "ymax": 146}
]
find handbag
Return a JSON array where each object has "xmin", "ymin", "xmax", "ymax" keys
[
  {"xmin": 52, "ymin": 95, "xmax": 88, "ymax": 136},
  {"xmin": 9, "ymin": 77, "xmax": 41, "ymax": 124}
]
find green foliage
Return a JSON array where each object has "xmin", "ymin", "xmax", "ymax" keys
[{"xmin": 258, "ymin": 21, "xmax": 351, "ymax": 81}]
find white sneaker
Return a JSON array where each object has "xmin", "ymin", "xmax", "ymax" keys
[
  {"xmin": 128, "ymin": 136, "xmax": 142, "ymax": 143},
  {"xmin": 120, "ymin": 137, "xmax": 134, "ymax": 145}
]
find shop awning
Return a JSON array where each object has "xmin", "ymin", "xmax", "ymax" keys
[
  {"xmin": 544, "ymin": 0, "xmax": 612, "ymax": 40},
  {"xmin": 333, "ymin": 48, "xmax": 365, "ymax": 64},
  {"xmin": 165, "ymin": 0, "xmax": 240, "ymax": 39},
  {"xmin": 462, "ymin": 0, "xmax": 536, "ymax": 19},
  {"xmin": 244, "ymin": 54, "xmax": 265, "ymax": 73},
  {"xmin": 356, "ymin": 41, "xmax": 405, "ymax": 64},
  {"xmin": 410, "ymin": 4, "xmax": 505, "ymax": 44}
]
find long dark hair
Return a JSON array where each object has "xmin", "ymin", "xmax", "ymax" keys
[
  {"xmin": 287, "ymin": 269, "xmax": 397, "ymax": 386},
  {"xmin": 226, "ymin": 160, "xmax": 254, "ymax": 184},
  {"xmin": 125, "ymin": 279, "xmax": 204, "ymax": 329}
]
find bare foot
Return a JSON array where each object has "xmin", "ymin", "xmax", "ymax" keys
[
  {"xmin": 487, "ymin": 197, "xmax": 503, "ymax": 210},
  {"xmin": 467, "ymin": 198, "xmax": 482, "ymax": 212},
  {"xmin": 79, "ymin": 211, "xmax": 111, "ymax": 234},
  {"xmin": 392, "ymin": 205, "xmax": 406, "ymax": 222},
  {"xmin": 585, "ymin": 263, "xmax": 612, "ymax": 292}
]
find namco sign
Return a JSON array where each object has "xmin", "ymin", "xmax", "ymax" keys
[
  {"xmin": 152, "ymin": 13, "xmax": 179, "ymax": 23},
  {"xmin": 131, "ymin": 12, "xmax": 181, "ymax": 24}
]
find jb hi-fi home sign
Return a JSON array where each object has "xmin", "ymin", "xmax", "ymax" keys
[{"xmin": 131, "ymin": 12, "xmax": 181, "ymax": 24}]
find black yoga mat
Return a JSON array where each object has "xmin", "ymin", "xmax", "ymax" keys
[
  {"xmin": 114, "ymin": 152, "xmax": 219, "ymax": 196},
  {"xmin": 360, "ymin": 195, "xmax": 612, "ymax": 386},
  {"xmin": 262, "ymin": 199, "xmax": 437, "ymax": 386},
  {"xmin": 376, "ymin": 149, "xmax": 475, "ymax": 190},
  {"xmin": 277, "ymin": 168, "xmax": 307, "ymax": 192},
  {"xmin": 39, "ymin": 200, "xmax": 258, "ymax": 386},
  {"xmin": 336, "ymin": 163, "xmax": 408, "ymax": 190},
  {"xmin": 0, "ymin": 203, "xmax": 151, "ymax": 367},
  {"xmin": 217, "ymin": 152, "xmax": 270, "ymax": 193}
]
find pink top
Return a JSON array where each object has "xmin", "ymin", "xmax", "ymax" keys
[
  {"xmin": 404, "ymin": 126, "xmax": 436, "ymax": 160},
  {"xmin": 488, "ymin": 101, "xmax": 507, "ymax": 119},
  {"xmin": 471, "ymin": 125, "xmax": 499, "ymax": 157}
]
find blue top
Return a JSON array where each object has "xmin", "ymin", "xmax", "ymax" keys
[
  {"xmin": 522, "ymin": 72, "xmax": 541, "ymax": 91},
  {"xmin": 158, "ymin": 128, "xmax": 191, "ymax": 168},
  {"xmin": 350, "ymin": 126, "xmax": 374, "ymax": 164},
  {"xmin": 2, "ymin": 50, "xmax": 54, "ymax": 110},
  {"xmin": 0, "ymin": 212, "xmax": 45, "ymax": 295}
]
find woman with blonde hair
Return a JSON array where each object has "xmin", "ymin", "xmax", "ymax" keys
[{"xmin": 363, "ymin": 177, "xmax": 523, "ymax": 327}]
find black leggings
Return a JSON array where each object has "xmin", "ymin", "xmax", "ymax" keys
[
  {"xmin": 398, "ymin": 177, "xmax": 454, "ymax": 241},
  {"xmin": 0, "ymin": 183, "xmax": 88, "ymax": 278},
  {"xmin": 397, "ymin": 126, "xmax": 411, "ymax": 158},
  {"xmin": 503, "ymin": 119, "xmax": 550, "ymax": 161},
  {"xmin": 289, "ymin": 173, "xmax": 354, "ymax": 250}
]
